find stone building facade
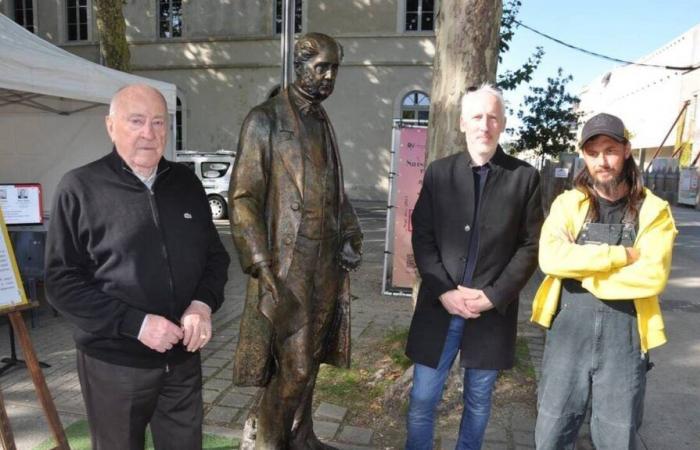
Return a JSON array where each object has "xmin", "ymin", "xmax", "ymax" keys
[{"xmin": 1, "ymin": 0, "xmax": 438, "ymax": 199}]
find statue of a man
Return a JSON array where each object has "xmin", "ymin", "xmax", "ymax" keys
[{"xmin": 229, "ymin": 33, "xmax": 362, "ymax": 449}]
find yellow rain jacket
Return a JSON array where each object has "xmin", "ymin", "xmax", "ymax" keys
[{"xmin": 531, "ymin": 188, "xmax": 677, "ymax": 352}]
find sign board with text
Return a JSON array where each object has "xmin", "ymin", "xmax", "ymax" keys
[
  {"xmin": 0, "ymin": 209, "xmax": 29, "ymax": 312},
  {"xmin": 0, "ymin": 184, "xmax": 43, "ymax": 225},
  {"xmin": 383, "ymin": 123, "xmax": 427, "ymax": 295}
]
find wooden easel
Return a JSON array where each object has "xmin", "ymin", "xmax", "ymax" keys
[
  {"xmin": 0, "ymin": 305, "xmax": 69, "ymax": 450},
  {"xmin": 0, "ymin": 210, "xmax": 69, "ymax": 449}
]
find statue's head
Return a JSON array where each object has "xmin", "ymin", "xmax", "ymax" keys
[{"xmin": 293, "ymin": 33, "xmax": 344, "ymax": 102}]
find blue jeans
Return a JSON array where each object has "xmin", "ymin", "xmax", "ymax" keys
[{"xmin": 406, "ymin": 316, "xmax": 499, "ymax": 450}]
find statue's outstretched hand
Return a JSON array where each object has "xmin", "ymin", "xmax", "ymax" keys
[{"xmin": 339, "ymin": 234, "xmax": 363, "ymax": 272}]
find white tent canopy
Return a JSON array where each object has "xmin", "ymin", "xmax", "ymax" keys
[
  {"xmin": 0, "ymin": 14, "xmax": 178, "ymax": 219},
  {"xmin": 0, "ymin": 14, "xmax": 176, "ymax": 113}
]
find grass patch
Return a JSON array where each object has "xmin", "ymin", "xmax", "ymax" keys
[
  {"xmin": 316, "ymin": 365, "xmax": 384, "ymax": 410},
  {"xmin": 314, "ymin": 325, "xmax": 411, "ymax": 423},
  {"xmin": 383, "ymin": 327, "xmax": 412, "ymax": 370},
  {"xmin": 34, "ymin": 420, "xmax": 238, "ymax": 450}
]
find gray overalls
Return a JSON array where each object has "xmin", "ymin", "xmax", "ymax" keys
[{"xmin": 536, "ymin": 206, "xmax": 648, "ymax": 450}]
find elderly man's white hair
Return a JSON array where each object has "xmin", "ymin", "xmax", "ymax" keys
[
  {"xmin": 108, "ymin": 84, "xmax": 168, "ymax": 116},
  {"xmin": 460, "ymin": 83, "xmax": 506, "ymax": 120}
]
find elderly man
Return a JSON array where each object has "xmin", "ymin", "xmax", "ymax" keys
[
  {"xmin": 533, "ymin": 113, "xmax": 677, "ymax": 449},
  {"xmin": 405, "ymin": 84, "xmax": 543, "ymax": 449},
  {"xmin": 45, "ymin": 84, "xmax": 230, "ymax": 450},
  {"xmin": 229, "ymin": 33, "xmax": 362, "ymax": 449}
]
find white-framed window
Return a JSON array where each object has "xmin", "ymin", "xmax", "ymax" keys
[
  {"xmin": 401, "ymin": 91, "xmax": 430, "ymax": 122},
  {"xmin": 66, "ymin": 0, "xmax": 89, "ymax": 41},
  {"xmin": 159, "ymin": 0, "xmax": 183, "ymax": 38},
  {"xmin": 274, "ymin": 0, "xmax": 302, "ymax": 35},
  {"xmin": 13, "ymin": 0, "xmax": 35, "ymax": 33},
  {"xmin": 405, "ymin": 0, "xmax": 434, "ymax": 32}
]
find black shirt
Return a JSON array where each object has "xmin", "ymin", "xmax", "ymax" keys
[
  {"xmin": 461, "ymin": 163, "xmax": 490, "ymax": 286},
  {"xmin": 596, "ymin": 196, "xmax": 627, "ymax": 225}
]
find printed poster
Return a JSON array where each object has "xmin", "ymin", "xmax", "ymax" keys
[
  {"xmin": 391, "ymin": 127, "xmax": 427, "ymax": 289},
  {"xmin": 0, "ymin": 184, "xmax": 43, "ymax": 225},
  {"xmin": 0, "ymin": 208, "xmax": 28, "ymax": 311}
]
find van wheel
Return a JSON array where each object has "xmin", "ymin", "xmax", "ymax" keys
[{"xmin": 208, "ymin": 195, "xmax": 227, "ymax": 220}]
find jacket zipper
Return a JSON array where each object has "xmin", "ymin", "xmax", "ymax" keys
[
  {"xmin": 123, "ymin": 166, "xmax": 177, "ymax": 370},
  {"xmin": 147, "ymin": 190, "xmax": 177, "ymax": 323}
]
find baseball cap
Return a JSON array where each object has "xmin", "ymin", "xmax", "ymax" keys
[{"xmin": 580, "ymin": 113, "xmax": 628, "ymax": 147}]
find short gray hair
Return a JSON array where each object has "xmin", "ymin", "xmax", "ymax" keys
[{"xmin": 460, "ymin": 83, "xmax": 505, "ymax": 120}]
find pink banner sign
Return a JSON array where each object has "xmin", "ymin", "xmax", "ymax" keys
[{"xmin": 391, "ymin": 127, "xmax": 427, "ymax": 289}]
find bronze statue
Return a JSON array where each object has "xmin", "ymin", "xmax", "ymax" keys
[{"xmin": 229, "ymin": 33, "xmax": 362, "ymax": 450}]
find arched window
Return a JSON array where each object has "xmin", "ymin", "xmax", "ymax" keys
[{"xmin": 401, "ymin": 91, "xmax": 430, "ymax": 123}]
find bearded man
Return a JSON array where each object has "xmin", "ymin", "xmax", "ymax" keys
[
  {"xmin": 229, "ymin": 33, "xmax": 362, "ymax": 449},
  {"xmin": 532, "ymin": 113, "xmax": 677, "ymax": 449}
]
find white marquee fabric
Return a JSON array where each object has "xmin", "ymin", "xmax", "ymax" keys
[
  {"xmin": 0, "ymin": 14, "xmax": 176, "ymax": 113},
  {"xmin": 0, "ymin": 14, "xmax": 179, "ymax": 216}
]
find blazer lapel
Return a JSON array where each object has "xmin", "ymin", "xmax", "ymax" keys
[
  {"xmin": 321, "ymin": 108, "xmax": 345, "ymax": 206},
  {"xmin": 477, "ymin": 147, "xmax": 505, "ymax": 226},
  {"xmin": 444, "ymin": 152, "xmax": 475, "ymax": 284},
  {"xmin": 276, "ymin": 90, "xmax": 304, "ymax": 199}
]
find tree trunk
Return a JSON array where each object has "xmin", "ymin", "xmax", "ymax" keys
[
  {"xmin": 426, "ymin": 0, "xmax": 502, "ymax": 163},
  {"xmin": 94, "ymin": 0, "xmax": 131, "ymax": 72}
]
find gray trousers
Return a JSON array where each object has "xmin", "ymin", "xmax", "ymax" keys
[
  {"xmin": 535, "ymin": 285, "xmax": 647, "ymax": 450},
  {"xmin": 77, "ymin": 350, "xmax": 203, "ymax": 450}
]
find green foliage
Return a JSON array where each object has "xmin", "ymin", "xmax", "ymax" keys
[
  {"xmin": 497, "ymin": 46, "xmax": 544, "ymax": 91},
  {"xmin": 498, "ymin": 0, "xmax": 521, "ymax": 60},
  {"xmin": 497, "ymin": 0, "xmax": 543, "ymax": 91},
  {"xmin": 384, "ymin": 327, "xmax": 412, "ymax": 370},
  {"xmin": 315, "ymin": 364, "xmax": 387, "ymax": 414},
  {"xmin": 511, "ymin": 68, "xmax": 581, "ymax": 156}
]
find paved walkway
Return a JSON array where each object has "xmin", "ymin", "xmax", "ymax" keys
[{"xmin": 1, "ymin": 202, "xmax": 698, "ymax": 449}]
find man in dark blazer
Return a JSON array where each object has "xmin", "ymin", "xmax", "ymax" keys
[{"xmin": 405, "ymin": 84, "xmax": 543, "ymax": 449}]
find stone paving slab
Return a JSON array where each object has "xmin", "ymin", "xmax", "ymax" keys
[
  {"xmin": 314, "ymin": 402, "xmax": 347, "ymax": 422},
  {"xmin": 202, "ymin": 389, "xmax": 221, "ymax": 404},
  {"xmin": 205, "ymin": 405, "xmax": 241, "ymax": 426},
  {"xmin": 205, "ymin": 377, "xmax": 234, "ymax": 392},
  {"xmin": 313, "ymin": 419, "xmax": 341, "ymax": 441},
  {"xmin": 337, "ymin": 424, "xmax": 373, "ymax": 446},
  {"xmin": 219, "ymin": 391, "xmax": 254, "ymax": 409}
]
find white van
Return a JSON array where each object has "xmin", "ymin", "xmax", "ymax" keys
[{"xmin": 176, "ymin": 150, "xmax": 235, "ymax": 220}]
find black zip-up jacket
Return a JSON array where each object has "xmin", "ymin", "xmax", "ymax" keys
[{"xmin": 45, "ymin": 150, "xmax": 230, "ymax": 368}]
